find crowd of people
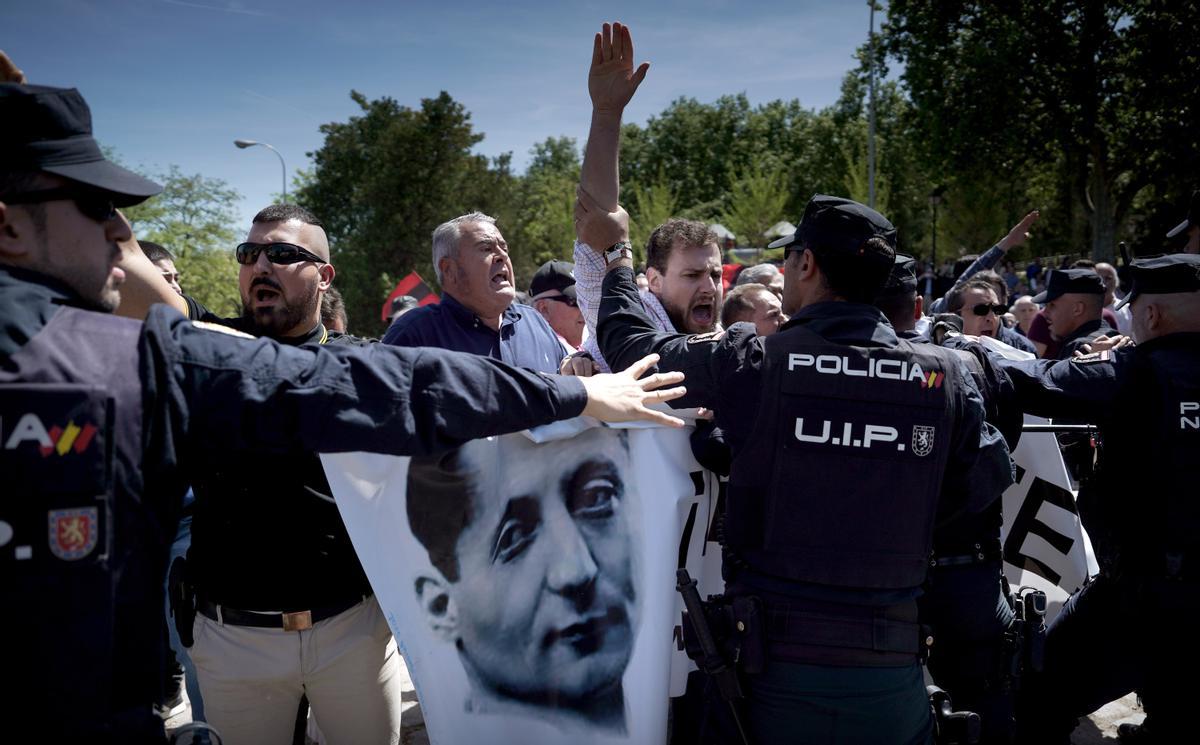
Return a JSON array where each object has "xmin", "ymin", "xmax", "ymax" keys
[{"xmin": 2, "ymin": 18, "xmax": 1199, "ymax": 745}]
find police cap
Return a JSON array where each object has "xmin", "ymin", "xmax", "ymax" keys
[
  {"xmin": 1165, "ymin": 190, "xmax": 1198, "ymax": 240},
  {"xmin": 768, "ymin": 195, "xmax": 898, "ymax": 257},
  {"xmin": 0, "ymin": 83, "xmax": 161, "ymax": 206},
  {"xmin": 880, "ymin": 253, "xmax": 919, "ymax": 294},
  {"xmin": 1031, "ymin": 268, "xmax": 1105, "ymax": 305},
  {"xmin": 1115, "ymin": 253, "xmax": 1200, "ymax": 309}
]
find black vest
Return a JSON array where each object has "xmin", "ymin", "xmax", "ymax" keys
[
  {"xmin": 726, "ymin": 325, "xmax": 958, "ymax": 590},
  {"xmin": 0, "ymin": 307, "xmax": 169, "ymax": 742},
  {"xmin": 1100, "ymin": 336, "xmax": 1200, "ymax": 579}
]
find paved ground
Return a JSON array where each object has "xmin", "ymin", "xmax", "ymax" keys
[{"xmin": 168, "ymin": 656, "xmax": 1142, "ymax": 744}]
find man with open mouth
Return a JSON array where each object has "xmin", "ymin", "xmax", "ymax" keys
[{"xmin": 383, "ymin": 211, "xmax": 567, "ymax": 375}]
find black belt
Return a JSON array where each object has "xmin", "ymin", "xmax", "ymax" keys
[
  {"xmin": 765, "ymin": 606, "xmax": 926, "ymax": 656},
  {"xmin": 931, "ymin": 539, "xmax": 1004, "ymax": 567},
  {"xmin": 198, "ymin": 594, "xmax": 367, "ymax": 631}
]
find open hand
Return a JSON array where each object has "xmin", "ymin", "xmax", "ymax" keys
[
  {"xmin": 580, "ymin": 353, "xmax": 686, "ymax": 427},
  {"xmin": 1076, "ymin": 334, "xmax": 1132, "ymax": 355},
  {"xmin": 589, "ymin": 22, "xmax": 649, "ymax": 115}
]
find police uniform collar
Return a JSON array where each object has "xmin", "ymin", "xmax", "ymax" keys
[
  {"xmin": 781, "ymin": 301, "xmax": 898, "ymax": 345},
  {"xmin": 0, "ymin": 264, "xmax": 102, "ymax": 310},
  {"xmin": 1060, "ymin": 318, "xmax": 1108, "ymax": 345}
]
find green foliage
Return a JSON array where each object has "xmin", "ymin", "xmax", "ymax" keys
[
  {"xmin": 626, "ymin": 171, "xmax": 677, "ymax": 264},
  {"xmin": 121, "ymin": 165, "xmax": 243, "ymax": 316},
  {"xmin": 503, "ymin": 137, "xmax": 580, "ymax": 279},
  {"xmin": 884, "ymin": 0, "xmax": 1200, "ymax": 260},
  {"xmin": 719, "ymin": 168, "xmax": 789, "ymax": 248},
  {"xmin": 296, "ymin": 90, "xmax": 516, "ymax": 334}
]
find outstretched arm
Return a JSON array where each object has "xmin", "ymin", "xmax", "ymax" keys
[
  {"xmin": 929, "ymin": 210, "xmax": 1039, "ymax": 314},
  {"xmin": 579, "ymin": 21, "xmax": 649, "ymax": 212}
]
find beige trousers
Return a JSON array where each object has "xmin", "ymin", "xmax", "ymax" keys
[{"xmin": 191, "ymin": 596, "xmax": 402, "ymax": 745}]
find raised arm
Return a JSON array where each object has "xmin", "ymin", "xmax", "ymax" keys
[
  {"xmin": 113, "ymin": 210, "xmax": 188, "ymax": 319},
  {"xmin": 579, "ymin": 21, "xmax": 649, "ymax": 212},
  {"xmin": 929, "ymin": 209, "xmax": 1039, "ymax": 314}
]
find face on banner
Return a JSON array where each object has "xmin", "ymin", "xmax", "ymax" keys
[{"xmin": 406, "ymin": 428, "xmax": 638, "ymax": 732}]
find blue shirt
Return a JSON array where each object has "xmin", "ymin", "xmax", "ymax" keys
[{"xmin": 382, "ymin": 292, "xmax": 565, "ymax": 373}]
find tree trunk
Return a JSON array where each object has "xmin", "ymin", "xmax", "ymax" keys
[{"xmin": 1088, "ymin": 148, "xmax": 1117, "ymax": 263}]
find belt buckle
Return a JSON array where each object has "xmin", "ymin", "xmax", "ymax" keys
[{"xmin": 282, "ymin": 610, "xmax": 313, "ymax": 632}]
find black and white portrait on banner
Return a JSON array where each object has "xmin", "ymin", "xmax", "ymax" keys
[
  {"xmin": 320, "ymin": 421, "xmax": 703, "ymax": 744},
  {"xmin": 405, "ymin": 427, "xmax": 640, "ymax": 733}
]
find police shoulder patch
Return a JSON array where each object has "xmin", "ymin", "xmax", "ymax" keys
[
  {"xmin": 192, "ymin": 321, "xmax": 255, "ymax": 340},
  {"xmin": 687, "ymin": 329, "xmax": 727, "ymax": 345},
  {"xmin": 1071, "ymin": 350, "xmax": 1111, "ymax": 365}
]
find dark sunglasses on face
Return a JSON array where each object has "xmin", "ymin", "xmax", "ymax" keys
[
  {"xmin": 235, "ymin": 242, "xmax": 327, "ymax": 266},
  {"xmin": 970, "ymin": 303, "xmax": 1008, "ymax": 317},
  {"xmin": 543, "ymin": 294, "xmax": 578, "ymax": 308},
  {"xmin": 1, "ymin": 187, "xmax": 118, "ymax": 223}
]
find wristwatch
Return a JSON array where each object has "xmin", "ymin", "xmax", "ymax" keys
[{"xmin": 604, "ymin": 241, "xmax": 633, "ymax": 265}]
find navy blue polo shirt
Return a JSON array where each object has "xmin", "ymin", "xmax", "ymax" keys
[{"xmin": 382, "ymin": 292, "xmax": 565, "ymax": 373}]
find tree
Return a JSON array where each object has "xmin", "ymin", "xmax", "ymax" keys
[
  {"xmin": 297, "ymin": 90, "xmax": 516, "ymax": 333},
  {"xmin": 504, "ymin": 137, "xmax": 580, "ymax": 278},
  {"xmin": 884, "ymin": 0, "xmax": 1200, "ymax": 261},
  {"xmin": 121, "ymin": 165, "xmax": 243, "ymax": 316},
  {"xmin": 719, "ymin": 167, "xmax": 789, "ymax": 248}
]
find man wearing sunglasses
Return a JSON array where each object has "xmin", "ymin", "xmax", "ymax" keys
[
  {"xmin": 947, "ymin": 279, "xmax": 1008, "ymax": 341},
  {"xmin": 0, "ymin": 80, "xmax": 688, "ymax": 744},
  {"xmin": 530, "ymin": 259, "xmax": 587, "ymax": 353}
]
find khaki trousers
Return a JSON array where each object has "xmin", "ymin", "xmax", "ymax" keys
[{"xmin": 191, "ymin": 596, "xmax": 402, "ymax": 745}]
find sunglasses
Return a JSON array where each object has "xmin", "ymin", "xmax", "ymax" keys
[
  {"xmin": 235, "ymin": 242, "xmax": 327, "ymax": 266},
  {"xmin": 1, "ymin": 187, "xmax": 118, "ymax": 223},
  {"xmin": 969, "ymin": 303, "xmax": 1008, "ymax": 317},
  {"xmin": 542, "ymin": 294, "xmax": 578, "ymax": 308}
]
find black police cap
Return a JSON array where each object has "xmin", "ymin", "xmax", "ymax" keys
[
  {"xmin": 1165, "ymin": 191, "xmax": 1199, "ymax": 239},
  {"xmin": 878, "ymin": 253, "xmax": 919, "ymax": 296},
  {"xmin": 767, "ymin": 194, "xmax": 898, "ymax": 256},
  {"xmin": 0, "ymin": 83, "xmax": 161, "ymax": 206},
  {"xmin": 1115, "ymin": 253, "xmax": 1200, "ymax": 309},
  {"xmin": 529, "ymin": 260, "xmax": 577, "ymax": 301},
  {"xmin": 1031, "ymin": 268, "xmax": 1105, "ymax": 304}
]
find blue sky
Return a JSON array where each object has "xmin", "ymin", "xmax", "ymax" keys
[{"xmin": 2, "ymin": 0, "xmax": 884, "ymax": 226}]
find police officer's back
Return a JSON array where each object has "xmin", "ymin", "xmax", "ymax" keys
[
  {"xmin": 991, "ymin": 254, "xmax": 1200, "ymax": 744},
  {"xmin": 591, "ymin": 195, "xmax": 1013, "ymax": 744}
]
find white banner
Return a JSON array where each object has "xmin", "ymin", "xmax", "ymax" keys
[
  {"xmin": 321, "ymin": 420, "xmax": 710, "ymax": 745},
  {"xmin": 321, "ymin": 406, "xmax": 1097, "ymax": 744},
  {"xmin": 1001, "ymin": 414, "xmax": 1099, "ymax": 619}
]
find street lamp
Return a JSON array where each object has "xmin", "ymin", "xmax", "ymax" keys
[
  {"xmin": 234, "ymin": 139, "xmax": 287, "ymax": 202},
  {"xmin": 929, "ymin": 186, "xmax": 945, "ymax": 298}
]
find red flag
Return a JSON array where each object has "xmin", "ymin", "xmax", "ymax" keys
[{"xmin": 381, "ymin": 272, "xmax": 439, "ymax": 322}]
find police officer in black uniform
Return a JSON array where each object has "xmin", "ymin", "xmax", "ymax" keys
[
  {"xmin": 1033, "ymin": 269, "xmax": 1116, "ymax": 360},
  {"xmin": 979, "ymin": 253, "xmax": 1200, "ymax": 744},
  {"xmin": 876, "ymin": 256, "xmax": 1023, "ymax": 744},
  {"xmin": 0, "ymin": 82, "xmax": 686, "ymax": 744},
  {"xmin": 581, "ymin": 193, "xmax": 1014, "ymax": 745}
]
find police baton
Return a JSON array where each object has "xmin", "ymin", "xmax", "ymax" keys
[{"xmin": 676, "ymin": 569, "xmax": 752, "ymax": 745}]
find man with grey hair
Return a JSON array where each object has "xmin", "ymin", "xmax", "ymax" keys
[
  {"xmin": 383, "ymin": 212, "xmax": 565, "ymax": 373},
  {"xmin": 735, "ymin": 262, "xmax": 784, "ymax": 298}
]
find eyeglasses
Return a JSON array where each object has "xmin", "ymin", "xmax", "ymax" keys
[
  {"xmin": 969, "ymin": 303, "xmax": 1008, "ymax": 317},
  {"xmin": 235, "ymin": 242, "xmax": 327, "ymax": 266},
  {"xmin": 542, "ymin": 294, "xmax": 578, "ymax": 308},
  {"xmin": 1, "ymin": 187, "xmax": 118, "ymax": 223}
]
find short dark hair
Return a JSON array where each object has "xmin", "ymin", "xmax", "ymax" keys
[
  {"xmin": 946, "ymin": 278, "xmax": 998, "ymax": 313},
  {"xmin": 953, "ymin": 254, "xmax": 979, "ymax": 278},
  {"xmin": 320, "ymin": 286, "xmax": 347, "ymax": 330},
  {"xmin": 802, "ymin": 235, "xmax": 895, "ymax": 303},
  {"xmin": 252, "ymin": 203, "xmax": 322, "ymax": 227},
  {"xmin": 973, "ymin": 269, "xmax": 1007, "ymax": 305},
  {"xmin": 138, "ymin": 240, "xmax": 174, "ymax": 264},
  {"xmin": 720, "ymin": 283, "xmax": 770, "ymax": 327},
  {"xmin": 873, "ymin": 287, "xmax": 918, "ymax": 330},
  {"xmin": 645, "ymin": 219, "xmax": 717, "ymax": 274},
  {"xmin": 1070, "ymin": 258, "xmax": 1096, "ymax": 269},
  {"xmin": 0, "ymin": 171, "xmax": 48, "ymax": 236},
  {"xmin": 407, "ymin": 449, "xmax": 473, "ymax": 583}
]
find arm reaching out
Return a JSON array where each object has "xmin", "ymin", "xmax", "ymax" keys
[
  {"xmin": 580, "ymin": 22, "xmax": 649, "ymax": 212},
  {"xmin": 581, "ymin": 353, "xmax": 687, "ymax": 427}
]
